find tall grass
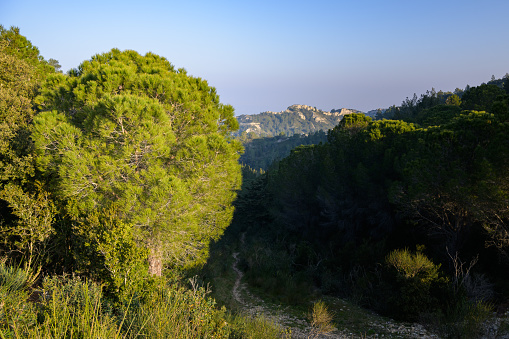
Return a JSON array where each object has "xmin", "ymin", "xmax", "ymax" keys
[
  {"xmin": 0, "ymin": 259, "xmax": 283, "ymax": 339},
  {"xmin": 122, "ymin": 282, "xmax": 232, "ymax": 339},
  {"xmin": 0, "ymin": 259, "xmax": 39, "ymax": 338},
  {"xmin": 1, "ymin": 274, "xmax": 120, "ymax": 339}
]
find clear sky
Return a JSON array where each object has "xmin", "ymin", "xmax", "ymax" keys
[{"xmin": 1, "ymin": 0, "xmax": 508, "ymax": 115}]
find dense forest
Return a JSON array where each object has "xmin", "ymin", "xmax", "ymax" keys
[
  {"xmin": 2, "ymin": 24, "xmax": 509, "ymax": 338},
  {"xmin": 220, "ymin": 74, "xmax": 509, "ymax": 337}
]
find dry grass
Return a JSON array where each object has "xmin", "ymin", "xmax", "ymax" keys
[{"xmin": 308, "ymin": 300, "xmax": 335, "ymax": 338}]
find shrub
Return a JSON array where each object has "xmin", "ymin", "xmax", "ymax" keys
[
  {"xmin": 30, "ymin": 275, "xmax": 120, "ymax": 338},
  {"xmin": 0, "ymin": 259, "xmax": 38, "ymax": 292},
  {"xmin": 386, "ymin": 248, "xmax": 439, "ymax": 281},
  {"xmin": 423, "ymin": 297, "xmax": 493, "ymax": 338},
  {"xmin": 308, "ymin": 300, "xmax": 335, "ymax": 338},
  {"xmin": 384, "ymin": 248, "xmax": 447, "ymax": 320},
  {"xmin": 227, "ymin": 314, "xmax": 289, "ymax": 339}
]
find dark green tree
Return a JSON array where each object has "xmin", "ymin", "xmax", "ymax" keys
[
  {"xmin": 0, "ymin": 26, "xmax": 55, "ymax": 266},
  {"xmin": 461, "ymin": 84, "xmax": 505, "ymax": 112},
  {"xmin": 445, "ymin": 94, "xmax": 461, "ymax": 106},
  {"xmin": 392, "ymin": 111, "xmax": 509, "ymax": 261}
]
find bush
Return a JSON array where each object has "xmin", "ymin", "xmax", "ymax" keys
[
  {"xmin": 29, "ymin": 275, "xmax": 120, "ymax": 338},
  {"xmin": 227, "ymin": 314, "xmax": 289, "ymax": 339},
  {"xmin": 386, "ymin": 248, "xmax": 440, "ymax": 281},
  {"xmin": 384, "ymin": 248, "xmax": 447, "ymax": 320},
  {"xmin": 309, "ymin": 300, "xmax": 335, "ymax": 338},
  {"xmin": 122, "ymin": 280, "xmax": 232, "ymax": 339},
  {"xmin": 0, "ymin": 259, "xmax": 38, "ymax": 292},
  {"xmin": 422, "ymin": 298, "xmax": 493, "ymax": 338},
  {"xmin": 0, "ymin": 258, "xmax": 285, "ymax": 339}
]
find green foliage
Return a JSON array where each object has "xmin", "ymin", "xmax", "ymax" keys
[
  {"xmin": 0, "ymin": 263, "xmax": 283, "ymax": 339},
  {"xmin": 0, "ymin": 26, "xmax": 53, "ymax": 75},
  {"xmin": 423, "ymin": 298, "xmax": 493, "ymax": 339},
  {"xmin": 1, "ymin": 26, "xmax": 508, "ymax": 337},
  {"xmin": 384, "ymin": 249, "xmax": 448, "ymax": 320},
  {"xmin": 0, "ymin": 26, "xmax": 54, "ymax": 175},
  {"xmin": 28, "ymin": 275, "xmax": 120, "ymax": 339},
  {"xmin": 328, "ymin": 112, "xmax": 372, "ymax": 141},
  {"xmin": 226, "ymin": 314, "xmax": 287, "ymax": 339},
  {"xmin": 123, "ymin": 282, "xmax": 232, "ymax": 339},
  {"xmin": 414, "ymin": 105, "xmax": 462, "ymax": 127},
  {"xmin": 446, "ymin": 94, "xmax": 461, "ymax": 106},
  {"xmin": 393, "ymin": 110, "xmax": 509, "ymax": 258},
  {"xmin": 0, "ymin": 26, "xmax": 56, "ymax": 266},
  {"xmin": 386, "ymin": 248, "xmax": 440, "ymax": 281},
  {"xmin": 32, "ymin": 48, "xmax": 242, "ymax": 286},
  {"xmin": 0, "ymin": 258, "xmax": 39, "ymax": 293},
  {"xmin": 0, "ymin": 260, "xmax": 39, "ymax": 337},
  {"xmin": 229, "ymin": 79, "xmax": 509, "ymax": 329},
  {"xmin": 0, "ymin": 183, "xmax": 55, "ymax": 268},
  {"xmin": 461, "ymin": 83, "xmax": 505, "ymax": 112},
  {"xmin": 0, "ymin": 282, "xmax": 37, "ymax": 337},
  {"xmin": 380, "ymin": 88, "xmax": 467, "ymax": 123}
]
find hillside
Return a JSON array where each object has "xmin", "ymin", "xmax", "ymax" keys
[
  {"xmin": 239, "ymin": 131, "xmax": 327, "ymax": 171},
  {"xmin": 235, "ymin": 104, "xmax": 363, "ymax": 137}
]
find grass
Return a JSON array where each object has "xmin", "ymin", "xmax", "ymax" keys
[{"xmin": 0, "ymin": 257, "xmax": 285, "ymax": 339}]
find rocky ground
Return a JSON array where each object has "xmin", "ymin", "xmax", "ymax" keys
[{"xmin": 231, "ymin": 250, "xmax": 443, "ymax": 338}]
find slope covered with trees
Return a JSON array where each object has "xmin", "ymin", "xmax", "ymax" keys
[
  {"xmin": 3, "ymin": 24, "xmax": 509, "ymax": 338},
  {"xmin": 235, "ymin": 104, "xmax": 363, "ymax": 138},
  {"xmin": 235, "ymin": 105, "xmax": 362, "ymax": 171},
  {"xmin": 226, "ymin": 76, "xmax": 509, "ymax": 336},
  {"xmin": 238, "ymin": 130, "xmax": 327, "ymax": 171}
]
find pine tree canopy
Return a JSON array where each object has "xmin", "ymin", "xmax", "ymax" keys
[{"xmin": 32, "ymin": 49, "xmax": 242, "ymax": 281}]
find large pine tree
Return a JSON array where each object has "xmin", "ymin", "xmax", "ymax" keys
[{"xmin": 32, "ymin": 49, "xmax": 242, "ymax": 285}]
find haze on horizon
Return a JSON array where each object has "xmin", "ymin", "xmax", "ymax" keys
[{"xmin": 1, "ymin": 0, "xmax": 508, "ymax": 115}]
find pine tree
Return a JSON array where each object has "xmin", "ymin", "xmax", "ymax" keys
[{"xmin": 33, "ymin": 49, "xmax": 242, "ymax": 285}]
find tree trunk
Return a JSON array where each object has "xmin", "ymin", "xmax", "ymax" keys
[{"xmin": 148, "ymin": 248, "xmax": 162, "ymax": 276}]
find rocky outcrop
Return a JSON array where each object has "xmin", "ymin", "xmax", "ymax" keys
[{"xmin": 235, "ymin": 104, "xmax": 365, "ymax": 137}]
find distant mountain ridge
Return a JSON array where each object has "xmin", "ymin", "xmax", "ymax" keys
[{"xmin": 235, "ymin": 104, "xmax": 364, "ymax": 137}]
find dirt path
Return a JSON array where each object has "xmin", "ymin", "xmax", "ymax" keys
[
  {"xmin": 230, "ymin": 234, "xmax": 439, "ymax": 338},
  {"xmin": 231, "ymin": 250, "xmax": 320, "ymax": 338}
]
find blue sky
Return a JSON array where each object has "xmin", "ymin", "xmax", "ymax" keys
[{"xmin": 1, "ymin": 0, "xmax": 508, "ymax": 115}]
